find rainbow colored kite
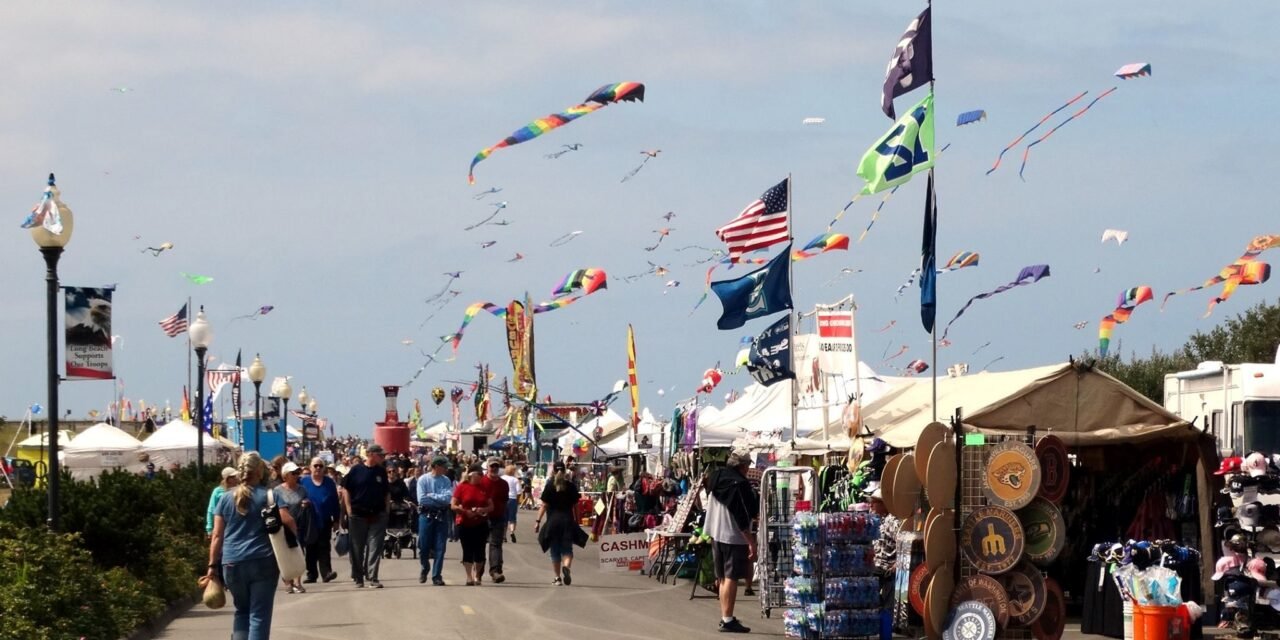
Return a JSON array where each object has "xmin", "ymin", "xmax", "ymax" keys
[
  {"xmin": 792, "ymin": 232, "xmax": 850, "ymax": 261},
  {"xmin": 941, "ymin": 250, "xmax": 980, "ymax": 272},
  {"xmin": 1098, "ymin": 285, "xmax": 1154, "ymax": 357},
  {"xmin": 1161, "ymin": 235, "xmax": 1280, "ymax": 316},
  {"xmin": 552, "ymin": 268, "xmax": 608, "ymax": 298},
  {"xmin": 468, "ymin": 82, "xmax": 645, "ymax": 184},
  {"xmin": 447, "ymin": 269, "xmax": 609, "ymax": 353}
]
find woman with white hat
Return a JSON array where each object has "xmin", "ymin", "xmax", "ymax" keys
[
  {"xmin": 206, "ymin": 467, "xmax": 240, "ymax": 537},
  {"xmin": 275, "ymin": 461, "xmax": 310, "ymax": 594}
]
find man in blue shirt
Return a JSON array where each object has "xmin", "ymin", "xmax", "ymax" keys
[
  {"xmin": 302, "ymin": 456, "xmax": 341, "ymax": 584},
  {"xmin": 417, "ymin": 456, "xmax": 456, "ymax": 585}
]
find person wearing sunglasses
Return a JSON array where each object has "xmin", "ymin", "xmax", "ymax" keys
[{"xmin": 302, "ymin": 456, "xmax": 341, "ymax": 584}]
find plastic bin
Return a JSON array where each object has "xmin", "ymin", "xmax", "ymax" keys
[{"xmin": 1133, "ymin": 603, "xmax": 1187, "ymax": 640}]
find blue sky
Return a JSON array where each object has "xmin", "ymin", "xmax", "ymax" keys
[{"xmin": 1, "ymin": 1, "xmax": 1277, "ymax": 435}]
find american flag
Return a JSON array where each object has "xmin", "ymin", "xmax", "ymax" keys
[
  {"xmin": 158, "ymin": 304, "xmax": 188, "ymax": 337},
  {"xmin": 715, "ymin": 178, "xmax": 790, "ymax": 263},
  {"xmin": 206, "ymin": 367, "xmax": 240, "ymax": 403}
]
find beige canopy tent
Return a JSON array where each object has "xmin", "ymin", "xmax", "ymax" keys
[
  {"xmin": 864, "ymin": 362, "xmax": 1199, "ymax": 447},
  {"xmin": 863, "ymin": 361, "xmax": 1215, "ymax": 600}
]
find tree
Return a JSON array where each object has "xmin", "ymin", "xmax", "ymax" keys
[{"xmin": 1093, "ymin": 299, "xmax": 1280, "ymax": 403}]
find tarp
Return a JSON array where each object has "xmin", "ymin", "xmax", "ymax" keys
[
  {"xmin": 141, "ymin": 420, "xmax": 229, "ymax": 468},
  {"xmin": 63, "ymin": 422, "xmax": 146, "ymax": 480},
  {"xmin": 864, "ymin": 362, "xmax": 1198, "ymax": 447}
]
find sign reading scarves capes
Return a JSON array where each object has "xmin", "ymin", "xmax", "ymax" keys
[{"xmin": 64, "ymin": 286, "xmax": 114, "ymax": 380}]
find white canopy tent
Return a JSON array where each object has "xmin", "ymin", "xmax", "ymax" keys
[
  {"xmin": 556, "ymin": 408, "xmax": 629, "ymax": 453},
  {"xmin": 63, "ymin": 422, "xmax": 146, "ymax": 480},
  {"xmin": 141, "ymin": 420, "xmax": 229, "ymax": 468},
  {"xmin": 595, "ymin": 408, "xmax": 667, "ymax": 456}
]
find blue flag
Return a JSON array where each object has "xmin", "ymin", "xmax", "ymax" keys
[
  {"xmin": 711, "ymin": 246, "xmax": 793, "ymax": 330},
  {"xmin": 202, "ymin": 392, "xmax": 214, "ymax": 434},
  {"xmin": 921, "ymin": 171, "xmax": 937, "ymax": 332}
]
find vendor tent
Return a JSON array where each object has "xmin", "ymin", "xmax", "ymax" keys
[
  {"xmin": 12, "ymin": 429, "xmax": 75, "ymax": 468},
  {"xmin": 141, "ymin": 420, "xmax": 228, "ymax": 467},
  {"xmin": 863, "ymin": 362, "xmax": 1197, "ymax": 447},
  {"xmin": 63, "ymin": 422, "xmax": 146, "ymax": 480},
  {"xmin": 556, "ymin": 409, "xmax": 629, "ymax": 456}
]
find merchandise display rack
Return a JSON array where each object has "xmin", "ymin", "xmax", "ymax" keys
[{"xmin": 783, "ymin": 511, "xmax": 884, "ymax": 639}]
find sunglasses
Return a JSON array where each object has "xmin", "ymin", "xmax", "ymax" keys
[{"xmin": 312, "ymin": 464, "xmax": 325, "ymax": 468}]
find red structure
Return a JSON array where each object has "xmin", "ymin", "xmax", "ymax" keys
[{"xmin": 373, "ymin": 385, "xmax": 410, "ymax": 454}]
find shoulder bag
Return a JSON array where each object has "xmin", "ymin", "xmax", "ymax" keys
[{"xmin": 265, "ymin": 489, "xmax": 306, "ymax": 580}]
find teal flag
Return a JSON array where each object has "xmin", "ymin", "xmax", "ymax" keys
[{"xmin": 857, "ymin": 93, "xmax": 935, "ymax": 195}]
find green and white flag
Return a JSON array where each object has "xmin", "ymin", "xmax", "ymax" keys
[{"xmin": 857, "ymin": 93, "xmax": 935, "ymax": 195}]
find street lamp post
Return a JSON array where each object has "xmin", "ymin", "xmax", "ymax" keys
[
  {"xmin": 189, "ymin": 307, "xmax": 213, "ymax": 469},
  {"xmin": 248, "ymin": 355, "xmax": 266, "ymax": 451},
  {"xmin": 297, "ymin": 387, "xmax": 309, "ymax": 459},
  {"xmin": 30, "ymin": 173, "xmax": 73, "ymax": 530},
  {"xmin": 306, "ymin": 396, "xmax": 319, "ymax": 460},
  {"xmin": 277, "ymin": 379, "xmax": 292, "ymax": 450}
]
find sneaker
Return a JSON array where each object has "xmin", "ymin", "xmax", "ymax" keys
[
  {"xmin": 561, "ymin": 567, "xmax": 572, "ymax": 586},
  {"xmin": 369, "ymin": 581, "xmax": 384, "ymax": 589},
  {"xmin": 419, "ymin": 570, "xmax": 428, "ymax": 584},
  {"xmin": 552, "ymin": 578, "xmax": 563, "ymax": 586},
  {"xmin": 432, "ymin": 576, "xmax": 445, "ymax": 586},
  {"xmin": 293, "ymin": 584, "xmax": 306, "ymax": 594},
  {"xmin": 303, "ymin": 577, "xmax": 318, "ymax": 584},
  {"xmin": 719, "ymin": 618, "xmax": 751, "ymax": 634},
  {"xmin": 355, "ymin": 581, "xmax": 365, "ymax": 588},
  {"xmin": 322, "ymin": 572, "xmax": 338, "ymax": 583},
  {"xmin": 492, "ymin": 573, "xmax": 506, "ymax": 584},
  {"xmin": 510, "ymin": 533, "xmax": 517, "ymax": 543}
]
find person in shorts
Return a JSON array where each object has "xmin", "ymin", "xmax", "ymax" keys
[{"xmin": 704, "ymin": 450, "xmax": 759, "ymax": 633}]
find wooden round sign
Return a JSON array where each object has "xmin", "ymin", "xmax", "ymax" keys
[
  {"xmin": 926, "ymin": 440, "xmax": 957, "ymax": 508},
  {"xmin": 1034, "ymin": 435, "xmax": 1070, "ymax": 503},
  {"xmin": 889, "ymin": 453, "xmax": 921, "ymax": 519},
  {"xmin": 881, "ymin": 454, "xmax": 902, "ymax": 516},
  {"xmin": 925, "ymin": 513, "xmax": 956, "ymax": 570},
  {"xmin": 950, "ymin": 574, "xmax": 1011, "ymax": 629},
  {"xmin": 1031, "ymin": 578, "xmax": 1066, "ymax": 640},
  {"xmin": 999, "ymin": 560, "xmax": 1048, "ymax": 627},
  {"xmin": 916, "ymin": 421, "xmax": 949, "ymax": 482},
  {"xmin": 960, "ymin": 506, "xmax": 1025, "ymax": 575},
  {"xmin": 910, "ymin": 563, "xmax": 933, "ymax": 616},
  {"xmin": 925, "ymin": 562, "xmax": 954, "ymax": 640},
  {"xmin": 983, "ymin": 442, "xmax": 1042, "ymax": 510},
  {"xmin": 1017, "ymin": 498, "xmax": 1066, "ymax": 566}
]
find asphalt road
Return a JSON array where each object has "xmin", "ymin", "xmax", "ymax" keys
[{"xmin": 158, "ymin": 517, "xmax": 786, "ymax": 639}]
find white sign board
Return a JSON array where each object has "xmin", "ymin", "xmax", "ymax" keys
[{"xmin": 597, "ymin": 533, "xmax": 649, "ymax": 573}]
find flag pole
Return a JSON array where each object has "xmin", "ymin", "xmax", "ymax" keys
[
  {"xmin": 186, "ymin": 296, "xmax": 193, "ymax": 418},
  {"xmin": 787, "ymin": 173, "xmax": 798, "ymax": 444},
  {"xmin": 928, "ymin": 0, "xmax": 938, "ymax": 423},
  {"xmin": 849, "ymin": 295, "xmax": 864, "ymax": 442}
]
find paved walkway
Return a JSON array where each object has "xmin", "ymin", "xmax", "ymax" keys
[{"xmin": 159, "ymin": 517, "xmax": 785, "ymax": 639}]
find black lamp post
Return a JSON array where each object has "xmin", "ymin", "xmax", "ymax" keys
[
  {"xmin": 248, "ymin": 354, "xmax": 266, "ymax": 451},
  {"xmin": 30, "ymin": 173, "xmax": 73, "ymax": 530},
  {"xmin": 189, "ymin": 307, "xmax": 213, "ymax": 469}
]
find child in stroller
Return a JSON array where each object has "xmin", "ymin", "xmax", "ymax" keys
[{"xmin": 384, "ymin": 499, "xmax": 418, "ymax": 559}]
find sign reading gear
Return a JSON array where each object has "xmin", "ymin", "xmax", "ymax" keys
[{"xmin": 598, "ymin": 533, "xmax": 649, "ymax": 573}]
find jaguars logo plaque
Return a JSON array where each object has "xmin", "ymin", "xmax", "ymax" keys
[{"xmin": 982, "ymin": 442, "xmax": 1042, "ymax": 510}]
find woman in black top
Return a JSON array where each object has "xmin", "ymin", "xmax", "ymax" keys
[{"xmin": 535, "ymin": 461, "xmax": 582, "ymax": 586}]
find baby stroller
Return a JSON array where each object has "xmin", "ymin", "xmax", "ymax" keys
[{"xmin": 384, "ymin": 499, "xmax": 418, "ymax": 559}]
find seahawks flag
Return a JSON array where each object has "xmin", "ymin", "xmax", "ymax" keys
[
  {"xmin": 858, "ymin": 92, "xmax": 935, "ymax": 195},
  {"xmin": 747, "ymin": 315, "xmax": 794, "ymax": 387},
  {"xmin": 710, "ymin": 246, "xmax": 793, "ymax": 330},
  {"xmin": 881, "ymin": 7, "xmax": 933, "ymax": 119}
]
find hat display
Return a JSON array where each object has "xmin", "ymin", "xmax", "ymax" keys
[
  {"xmin": 889, "ymin": 453, "xmax": 922, "ymax": 519},
  {"xmin": 999, "ymin": 560, "xmax": 1048, "ymax": 627},
  {"xmin": 1244, "ymin": 452, "xmax": 1271, "ymax": 477},
  {"xmin": 960, "ymin": 506, "xmax": 1025, "ymax": 575},
  {"xmin": 1238, "ymin": 501, "xmax": 1280, "ymax": 528},
  {"xmin": 910, "ymin": 563, "xmax": 932, "ymax": 616},
  {"xmin": 1017, "ymin": 498, "xmax": 1066, "ymax": 566},
  {"xmin": 1213, "ymin": 553, "xmax": 1245, "ymax": 580},
  {"xmin": 1258, "ymin": 528, "xmax": 1280, "ymax": 553},
  {"xmin": 983, "ymin": 442, "xmax": 1041, "ymax": 510},
  {"xmin": 915, "ymin": 421, "xmax": 949, "ymax": 482},
  {"xmin": 925, "ymin": 562, "xmax": 955, "ymax": 640},
  {"xmin": 881, "ymin": 454, "xmax": 902, "ymax": 517},
  {"xmin": 926, "ymin": 440, "xmax": 957, "ymax": 509},
  {"xmin": 1225, "ymin": 475, "xmax": 1260, "ymax": 498},
  {"xmin": 944, "ymin": 601, "xmax": 998, "ymax": 640},
  {"xmin": 1216, "ymin": 456, "xmax": 1244, "ymax": 476},
  {"xmin": 1030, "ymin": 578, "xmax": 1065, "ymax": 640},
  {"xmin": 949, "ymin": 574, "xmax": 1011, "ymax": 629},
  {"xmin": 1033, "ymin": 435, "xmax": 1070, "ymax": 503},
  {"xmin": 1247, "ymin": 557, "xmax": 1271, "ymax": 582}
]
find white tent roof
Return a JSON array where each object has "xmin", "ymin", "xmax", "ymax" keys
[
  {"xmin": 63, "ymin": 423, "xmax": 144, "ymax": 452},
  {"xmin": 16, "ymin": 430, "xmax": 76, "ymax": 448},
  {"xmin": 864, "ymin": 362, "xmax": 1198, "ymax": 448},
  {"xmin": 556, "ymin": 408, "xmax": 629, "ymax": 451},
  {"xmin": 144, "ymin": 420, "xmax": 230, "ymax": 451},
  {"xmin": 697, "ymin": 336, "xmax": 899, "ymax": 448}
]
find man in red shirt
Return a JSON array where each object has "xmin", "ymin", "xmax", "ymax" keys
[{"xmin": 482, "ymin": 458, "xmax": 511, "ymax": 583}]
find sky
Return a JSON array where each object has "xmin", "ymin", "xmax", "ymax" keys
[{"xmin": 1, "ymin": 1, "xmax": 1278, "ymax": 436}]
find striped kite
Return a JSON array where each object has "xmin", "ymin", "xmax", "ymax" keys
[
  {"xmin": 468, "ymin": 82, "xmax": 645, "ymax": 184},
  {"xmin": 1098, "ymin": 286, "xmax": 1153, "ymax": 357},
  {"xmin": 448, "ymin": 269, "xmax": 609, "ymax": 353},
  {"xmin": 1162, "ymin": 235, "xmax": 1279, "ymax": 316},
  {"xmin": 941, "ymin": 265, "xmax": 1051, "ymax": 340}
]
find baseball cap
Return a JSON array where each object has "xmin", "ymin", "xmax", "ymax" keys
[
  {"xmin": 1245, "ymin": 452, "xmax": 1270, "ymax": 477},
  {"xmin": 867, "ymin": 437, "xmax": 888, "ymax": 453},
  {"xmin": 1224, "ymin": 532, "xmax": 1249, "ymax": 554},
  {"xmin": 1215, "ymin": 505, "xmax": 1237, "ymax": 527},
  {"xmin": 552, "ymin": 461, "xmax": 567, "ymax": 472},
  {"xmin": 1247, "ymin": 557, "xmax": 1271, "ymax": 582},
  {"xmin": 486, "ymin": 458, "xmax": 502, "ymax": 468},
  {"xmin": 1225, "ymin": 475, "xmax": 1260, "ymax": 497},
  {"xmin": 430, "ymin": 456, "xmax": 449, "ymax": 467},
  {"xmin": 366, "ymin": 444, "xmax": 386, "ymax": 456},
  {"xmin": 1224, "ymin": 573, "xmax": 1257, "ymax": 598},
  {"xmin": 1213, "ymin": 553, "xmax": 1245, "ymax": 580},
  {"xmin": 281, "ymin": 461, "xmax": 301, "ymax": 475},
  {"xmin": 1267, "ymin": 588, "xmax": 1280, "ymax": 612},
  {"xmin": 221, "ymin": 467, "xmax": 239, "ymax": 479},
  {"xmin": 1216, "ymin": 456, "xmax": 1244, "ymax": 475},
  {"xmin": 1258, "ymin": 528, "xmax": 1280, "ymax": 553}
]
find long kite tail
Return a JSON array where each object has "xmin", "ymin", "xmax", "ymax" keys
[
  {"xmin": 1018, "ymin": 87, "xmax": 1117, "ymax": 180},
  {"xmin": 987, "ymin": 91, "xmax": 1088, "ymax": 175}
]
